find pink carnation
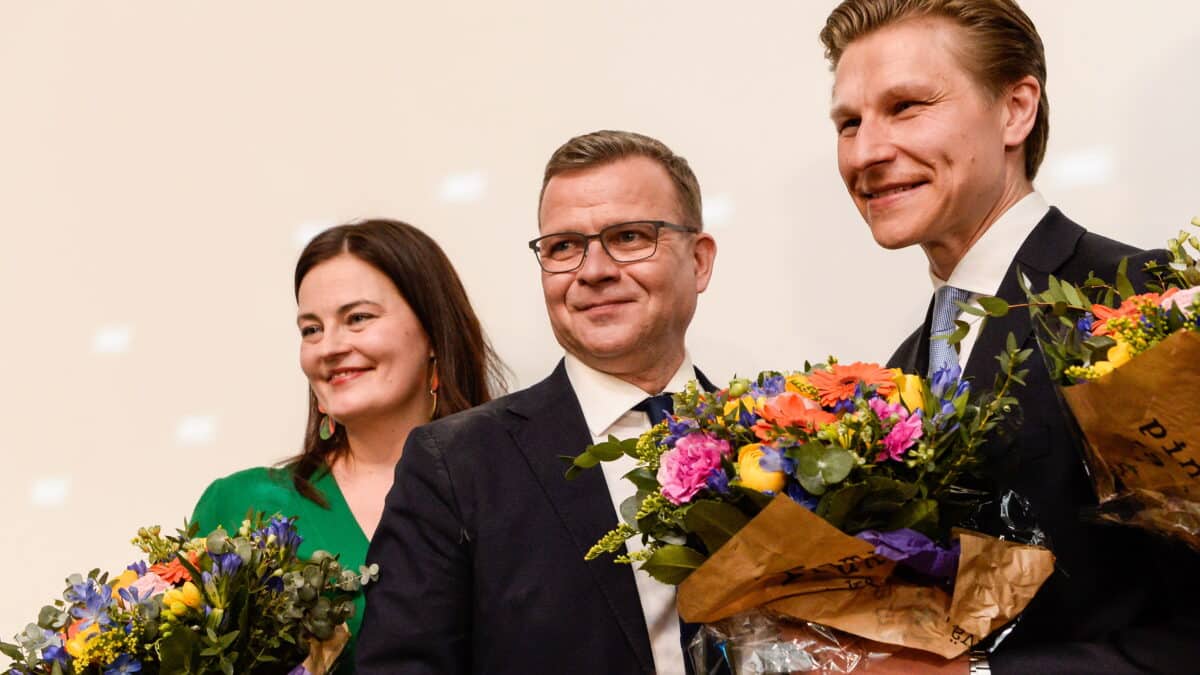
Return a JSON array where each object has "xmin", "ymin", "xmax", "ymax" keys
[
  {"xmin": 1162, "ymin": 285, "xmax": 1200, "ymax": 316},
  {"xmin": 129, "ymin": 571, "xmax": 172, "ymax": 599},
  {"xmin": 657, "ymin": 433, "xmax": 729, "ymax": 505},
  {"xmin": 868, "ymin": 397, "xmax": 907, "ymax": 423},
  {"xmin": 877, "ymin": 411, "xmax": 923, "ymax": 462}
]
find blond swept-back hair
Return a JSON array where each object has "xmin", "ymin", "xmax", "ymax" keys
[
  {"xmin": 539, "ymin": 130, "xmax": 704, "ymax": 230},
  {"xmin": 820, "ymin": 0, "xmax": 1049, "ymax": 179}
]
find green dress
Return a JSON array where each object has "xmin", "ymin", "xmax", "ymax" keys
[{"xmin": 191, "ymin": 466, "xmax": 369, "ymax": 675}]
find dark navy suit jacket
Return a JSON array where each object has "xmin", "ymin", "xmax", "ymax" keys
[{"xmin": 889, "ymin": 208, "xmax": 1200, "ymax": 674}]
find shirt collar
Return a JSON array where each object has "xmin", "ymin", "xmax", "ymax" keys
[
  {"xmin": 563, "ymin": 352, "xmax": 695, "ymax": 438},
  {"xmin": 930, "ymin": 191, "xmax": 1050, "ymax": 295}
]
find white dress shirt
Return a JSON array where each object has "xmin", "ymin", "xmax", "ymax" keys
[
  {"xmin": 932, "ymin": 191, "xmax": 1050, "ymax": 366},
  {"xmin": 564, "ymin": 352, "xmax": 696, "ymax": 675}
]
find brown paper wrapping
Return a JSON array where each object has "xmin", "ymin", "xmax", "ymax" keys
[
  {"xmin": 677, "ymin": 496, "xmax": 1054, "ymax": 659},
  {"xmin": 301, "ymin": 623, "xmax": 350, "ymax": 675},
  {"xmin": 1059, "ymin": 330, "xmax": 1200, "ymax": 549}
]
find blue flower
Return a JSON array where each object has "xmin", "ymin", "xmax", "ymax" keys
[
  {"xmin": 785, "ymin": 482, "xmax": 819, "ymax": 511},
  {"xmin": 750, "ymin": 375, "xmax": 786, "ymax": 398},
  {"xmin": 67, "ymin": 580, "xmax": 113, "ymax": 631},
  {"xmin": 705, "ymin": 469, "xmax": 730, "ymax": 494},
  {"xmin": 255, "ymin": 516, "xmax": 303, "ymax": 553},
  {"xmin": 126, "ymin": 561, "xmax": 148, "ymax": 577},
  {"xmin": 104, "ymin": 654, "xmax": 142, "ymax": 675},
  {"xmin": 832, "ymin": 398, "xmax": 856, "ymax": 415},
  {"xmin": 42, "ymin": 644, "xmax": 68, "ymax": 666},
  {"xmin": 212, "ymin": 552, "xmax": 242, "ymax": 577},
  {"xmin": 664, "ymin": 417, "xmax": 698, "ymax": 447},
  {"xmin": 738, "ymin": 409, "xmax": 757, "ymax": 428},
  {"xmin": 758, "ymin": 446, "xmax": 796, "ymax": 475},
  {"xmin": 930, "ymin": 363, "xmax": 963, "ymax": 399},
  {"xmin": 1076, "ymin": 313, "xmax": 1094, "ymax": 334}
]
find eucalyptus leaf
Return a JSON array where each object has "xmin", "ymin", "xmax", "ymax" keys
[{"xmin": 619, "ymin": 493, "xmax": 643, "ymax": 527}]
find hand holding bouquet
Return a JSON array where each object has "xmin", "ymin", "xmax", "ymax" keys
[
  {"xmin": 2, "ymin": 514, "xmax": 377, "ymax": 675},
  {"xmin": 570, "ymin": 348, "xmax": 1054, "ymax": 671}
]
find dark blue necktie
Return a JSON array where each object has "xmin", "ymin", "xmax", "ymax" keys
[
  {"xmin": 633, "ymin": 393, "xmax": 674, "ymax": 425},
  {"xmin": 633, "ymin": 393, "xmax": 703, "ymax": 672}
]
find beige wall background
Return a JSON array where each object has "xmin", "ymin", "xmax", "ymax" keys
[{"xmin": 2, "ymin": 1, "xmax": 1197, "ymax": 633}]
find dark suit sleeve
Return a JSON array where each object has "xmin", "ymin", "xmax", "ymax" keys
[
  {"xmin": 990, "ymin": 539, "xmax": 1200, "ymax": 675},
  {"xmin": 356, "ymin": 424, "xmax": 473, "ymax": 675}
]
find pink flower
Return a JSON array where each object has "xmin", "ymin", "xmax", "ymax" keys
[
  {"xmin": 1162, "ymin": 285, "xmax": 1200, "ymax": 316},
  {"xmin": 128, "ymin": 571, "xmax": 172, "ymax": 599},
  {"xmin": 657, "ymin": 433, "xmax": 729, "ymax": 505},
  {"xmin": 877, "ymin": 411, "xmax": 923, "ymax": 462},
  {"xmin": 867, "ymin": 397, "xmax": 907, "ymax": 424}
]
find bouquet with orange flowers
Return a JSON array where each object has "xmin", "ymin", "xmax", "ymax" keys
[
  {"xmin": 974, "ymin": 217, "xmax": 1200, "ymax": 551},
  {"xmin": 1, "ymin": 514, "xmax": 376, "ymax": 675},
  {"xmin": 570, "ymin": 349, "xmax": 1054, "ymax": 673}
]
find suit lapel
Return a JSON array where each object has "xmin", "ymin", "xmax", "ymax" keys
[
  {"xmin": 504, "ymin": 362, "xmax": 655, "ymax": 674},
  {"xmin": 964, "ymin": 207, "xmax": 1086, "ymax": 382}
]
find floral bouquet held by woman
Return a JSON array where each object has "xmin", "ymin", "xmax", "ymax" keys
[
  {"xmin": 570, "ymin": 348, "xmax": 1054, "ymax": 673},
  {"xmin": 1, "ymin": 514, "xmax": 376, "ymax": 675},
  {"xmin": 973, "ymin": 217, "xmax": 1200, "ymax": 551}
]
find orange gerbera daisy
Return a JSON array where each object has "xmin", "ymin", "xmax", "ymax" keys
[
  {"xmin": 808, "ymin": 362, "xmax": 897, "ymax": 407},
  {"xmin": 1091, "ymin": 289, "xmax": 1176, "ymax": 336},
  {"xmin": 150, "ymin": 551, "xmax": 200, "ymax": 585},
  {"xmin": 754, "ymin": 392, "xmax": 837, "ymax": 440}
]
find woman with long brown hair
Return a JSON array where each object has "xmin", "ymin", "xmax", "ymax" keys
[{"xmin": 191, "ymin": 219, "xmax": 504, "ymax": 673}]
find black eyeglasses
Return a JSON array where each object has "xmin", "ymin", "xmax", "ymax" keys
[{"xmin": 528, "ymin": 220, "xmax": 699, "ymax": 273}]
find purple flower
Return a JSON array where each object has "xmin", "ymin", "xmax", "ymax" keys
[
  {"xmin": 656, "ymin": 433, "xmax": 729, "ymax": 505},
  {"xmin": 878, "ymin": 410, "xmax": 923, "ymax": 462},
  {"xmin": 832, "ymin": 398, "xmax": 856, "ymax": 415},
  {"xmin": 1076, "ymin": 312, "xmax": 1094, "ymax": 334},
  {"xmin": 705, "ymin": 469, "xmax": 731, "ymax": 494},
  {"xmin": 785, "ymin": 482, "xmax": 819, "ymax": 511},
  {"xmin": 67, "ymin": 580, "xmax": 113, "ymax": 630},
  {"xmin": 664, "ymin": 416, "xmax": 698, "ymax": 447},
  {"xmin": 42, "ymin": 644, "xmax": 68, "ymax": 666},
  {"xmin": 212, "ymin": 552, "xmax": 242, "ymax": 577},
  {"xmin": 126, "ymin": 561, "xmax": 148, "ymax": 577},
  {"xmin": 104, "ymin": 654, "xmax": 142, "ymax": 675},
  {"xmin": 256, "ymin": 516, "xmax": 303, "ymax": 553},
  {"xmin": 750, "ymin": 375, "xmax": 787, "ymax": 398},
  {"xmin": 930, "ymin": 363, "xmax": 962, "ymax": 399},
  {"xmin": 758, "ymin": 446, "xmax": 796, "ymax": 475}
]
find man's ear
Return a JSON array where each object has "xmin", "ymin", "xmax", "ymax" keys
[
  {"xmin": 1002, "ymin": 75, "xmax": 1040, "ymax": 149},
  {"xmin": 692, "ymin": 233, "xmax": 717, "ymax": 294}
]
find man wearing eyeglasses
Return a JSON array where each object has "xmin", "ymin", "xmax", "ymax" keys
[{"xmin": 358, "ymin": 130, "xmax": 717, "ymax": 675}]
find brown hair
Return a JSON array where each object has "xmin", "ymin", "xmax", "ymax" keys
[
  {"xmin": 540, "ymin": 130, "xmax": 705, "ymax": 229},
  {"xmin": 288, "ymin": 219, "xmax": 506, "ymax": 505},
  {"xmin": 820, "ymin": 0, "xmax": 1049, "ymax": 179}
]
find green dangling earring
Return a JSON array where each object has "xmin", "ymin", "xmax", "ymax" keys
[
  {"xmin": 319, "ymin": 415, "xmax": 337, "ymax": 440},
  {"xmin": 317, "ymin": 403, "xmax": 336, "ymax": 440}
]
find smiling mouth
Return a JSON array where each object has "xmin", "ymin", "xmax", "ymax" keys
[
  {"xmin": 577, "ymin": 300, "xmax": 634, "ymax": 312},
  {"xmin": 329, "ymin": 368, "xmax": 370, "ymax": 384},
  {"xmin": 863, "ymin": 182, "xmax": 927, "ymax": 199}
]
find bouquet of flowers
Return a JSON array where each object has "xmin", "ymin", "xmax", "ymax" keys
[
  {"xmin": 1, "ymin": 514, "xmax": 377, "ymax": 675},
  {"xmin": 973, "ymin": 217, "xmax": 1200, "ymax": 550},
  {"xmin": 570, "ymin": 350, "xmax": 1054, "ymax": 672}
]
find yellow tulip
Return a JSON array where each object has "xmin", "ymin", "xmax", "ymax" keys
[
  {"xmin": 1107, "ymin": 341, "xmax": 1133, "ymax": 368},
  {"xmin": 1093, "ymin": 361, "xmax": 1115, "ymax": 377},
  {"xmin": 737, "ymin": 444, "xmax": 786, "ymax": 493},
  {"xmin": 891, "ymin": 372, "xmax": 925, "ymax": 412}
]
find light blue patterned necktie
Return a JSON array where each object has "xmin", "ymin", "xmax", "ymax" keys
[{"xmin": 928, "ymin": 285, "xmax": 972, "ymax": 378}]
